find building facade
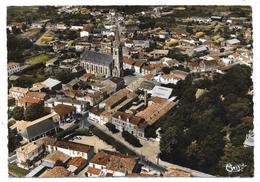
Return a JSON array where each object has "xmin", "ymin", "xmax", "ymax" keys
[{"xmin": 111, "ymin": 111, "xmax": 148, "ymax": 138}]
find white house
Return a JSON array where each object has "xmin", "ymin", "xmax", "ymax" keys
[
  {"xmin": 70, "ymin": 26, "xmax": 84, "ymax": 30},
  {"xmin": 154, "ymin": 70, "xmax": 188, "ymax": 85},
  {"xmin": 88, "ymin": 107, "xmax": 104, "ymax": 124},
  {"xmin": 42, "ymin": 78, "xmax": 61, "ymax": 91},
  {"xmin": 8, "ymin": 62, "xmax": 21, "ymax": 75},
  {"xmin": 80, "ymin": 30, "xmax": 90, "ymax": 37},
  {"xmin": 54, "ymin": 99, "xmax": 88, "ymax": 113},
  {"xmin": 46, "ymin": 140, "xmax": 94, "ymax": 160}
]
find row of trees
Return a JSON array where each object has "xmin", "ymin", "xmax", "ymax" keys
[
  {"xmin": 159, "ymin": 65, "xmax": 253, "ymax": 176},
  {"xmin": 122, "ymin": 131, "xmax": 142, "ymax": 148},
  {"xmin": 105, "ymin": 123, "xmax": 119, "ymax": 133}
]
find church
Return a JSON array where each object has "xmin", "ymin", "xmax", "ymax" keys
[{"xmin": 80, "ymin": 23, "xmax": 123, "ymax": 78}]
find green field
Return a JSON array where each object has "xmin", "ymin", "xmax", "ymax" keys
[
  {"xmin": 26, "ymin": 54, "xmax": 53, "ymax": 65},
  {"xmin": 8, "ymin": 163, "xmax": 29, "ymax": 177}
]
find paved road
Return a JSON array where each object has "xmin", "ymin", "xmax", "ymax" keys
[{"xmin": 81, "ymin": 112, "xmax": 93, "ymax": 128}]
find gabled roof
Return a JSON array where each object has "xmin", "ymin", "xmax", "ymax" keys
[
  {"xmin": 87, "ymin": 167, "xmax": 102, "ymax": 175},
  {"xmin": 53, "ymin": 140, "xmax": 93, "ymax": 153},
  {"xmin": 113, "ymin": 111, "xmax": 148, "ymax": 128},
  {"xmin": 67, "ymin": 157, "xmax": 87, "ymax": 167},
  {"xmin": 81, "ymin": 50, "xmax": 113, "ymax": 66},
  {"xmin": 18, "ymin": 97, "xmax": 41, "ymax": 104},
  {"xmin": 226, "ymin": 38, "xmax": 240, "ymax": 45},
  {"xmin": 40, "ymin": 166, "xmax": 71, "ymax": 177},
  {"xmin": 26, "ymin": 91, "xmax": 47, "ymax": 100},
  {"xmin": 53, "ymin": 104, "xmax": 76, "ymax": 117},
  {"xmin": 15, "ymin": 113, "xmax": 59, "ymax": 140},
  {"xmin": 90, "ymin": 150, "xmax": 137, "ymax": 173},
  {"xmin": 42, "ymin": 78, "xmax": 61, "ymax": 89},
  {"xmin": 89, "ymin": 107, "xmax": 105, "ymax": 116},
  {"xmin": 136, "ymin": 96, "xmax": 176, "ymax": 125},
  {"xmin": 8, "ymin": 62, "xmax": 20, "ymax": 68},
  {"xmin": 43, "ymin": 151, "xmax": 71, "ymax": 164},
  {"xmin": 149, "ymin": 86, "xmax": 173, "ymax": 99},
  {"xmin": 24, "ymin": 116, "xmax": 58, "ymax": 140}
]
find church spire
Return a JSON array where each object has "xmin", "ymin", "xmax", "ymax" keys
[
  {"xmin": 114, "ymin": 13, "xmax": 121, "ymax": 48},
  {"xmin": 114, "ymin": 24, "xmax": 120, "ymax": 47},
  {"xmin": 112, "ymin": 13, "xmax": 123, "ymax": 77}
]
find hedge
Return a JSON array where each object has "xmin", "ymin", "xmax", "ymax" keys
[
  {"xmin": 122, "ymin": 131, "xmax": 142, "ymax": 148},
  {"xmin": 105, "ymin": 123, "xmax": 119, "ymax": 133},
  {"xmin": 56, "ymin": 125, "xmax": 79, "ymax": 139}
]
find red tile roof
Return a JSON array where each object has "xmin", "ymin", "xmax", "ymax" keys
[
  {"xmin": 54, "ymin": 140, "xmax": 93, "ymax": 153},
  {"xmin": 18, "ymin": 97, "xmax": 41, "ymax": 104},
  {"xmin": 87, "ymin": 167, "xmax": 102, "ymax": 175},
  {"xmin": 53, "ymin": 104, "xmax": 76, "ymax": 117},
  {"xmin": 90, "ymin": 150, "xmax": 137, "ymax": 173},
  {"xmin": 7, "ymin": 62, "xmax": 20, "ymax": 68},
  {"xmin": 67, "ymin": 157, "xmax": 87, "ymax": 167},
  {"xmin": 40, "ymin": 166, "xmax": 71, "ymax": 177}
]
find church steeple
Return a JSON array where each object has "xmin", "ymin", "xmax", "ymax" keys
[
  {"xmin": 112, "ymin": 14, "xmax": 123, "ymax": 77},
  {"xmin": 114, "ymin": 24, "xmax": 121, "ymax": 47}
]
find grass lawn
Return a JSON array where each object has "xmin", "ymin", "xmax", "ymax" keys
[
  {"xmin": 26, "ymin": 54, "xmax": 53, "ymax": 65},
  {"xmin": 8, "ymin": 163, "xmax": 29, "ymax": 177}
]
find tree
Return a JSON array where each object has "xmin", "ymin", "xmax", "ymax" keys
[
  {"xmin": 12, "ymin": 106, "xmax": 24, "ymax": 120},
  {"xmin": 105, "ymin": 123, "xmax": 119, "ymax": 134},
  {"xmin": 185, "ymin": 140, "xmax": 204, "ymax": 168},
  {"xmin": 159, "ymin": 63, "xmax": 253, "ymax": 176},
  {"xmin": 224, "ymin": 97, "xmax": 251, "ymax": 126},
  {"xmin": 8, "ymin": 128, "xmax": 22, "ymax": 153},
  {"xmin": 221, "ymin": 65, "xmax": 252, "ymax": 97},
  {"xmin": 54, "ymin": 69, "xmax": 72, "ymax": 84},
  {"xmin": 24, "ymin": 103, "xmax": 45, "ymax": 121},
  {"xmin": 162, "ymin": 67, "xmax": 171, "ymax": 74},
  {"xmin": 230, "ymin": 116, "xmax": 253, "ymax": 146},
  {"xmin": 122, "ymin": 131, "xmax": 142, "ymax": 147},
  {"xmin": 160, "ymin": 127, "xmax": 179, "ymax": 154},
  {"xmin": 218, "ymin": 145, "xmax": 254, "ymax": 177}
]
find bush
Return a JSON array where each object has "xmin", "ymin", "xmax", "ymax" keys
[
  {"xmin": 105, "ymin": 123, "xmax": 119, "ymax": 133},
  {"xmin": 56, "ymin": 125, "xmax": 79, "ymax": 139},
  {"xmin": 74, "ymin": 128, "xmax": 92, "ymax": 136},
  {"xmin": 12, "ymin": 106, "xmax": 24, "ymax": 120},
  {"xmin": 122, "ymin": 131, "xmax": 142, "ymax": 148}
]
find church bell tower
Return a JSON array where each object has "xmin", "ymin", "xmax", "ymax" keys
[{"xmin": 112, "ymin": 19, "xmax": 123, "ymax": 77}]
